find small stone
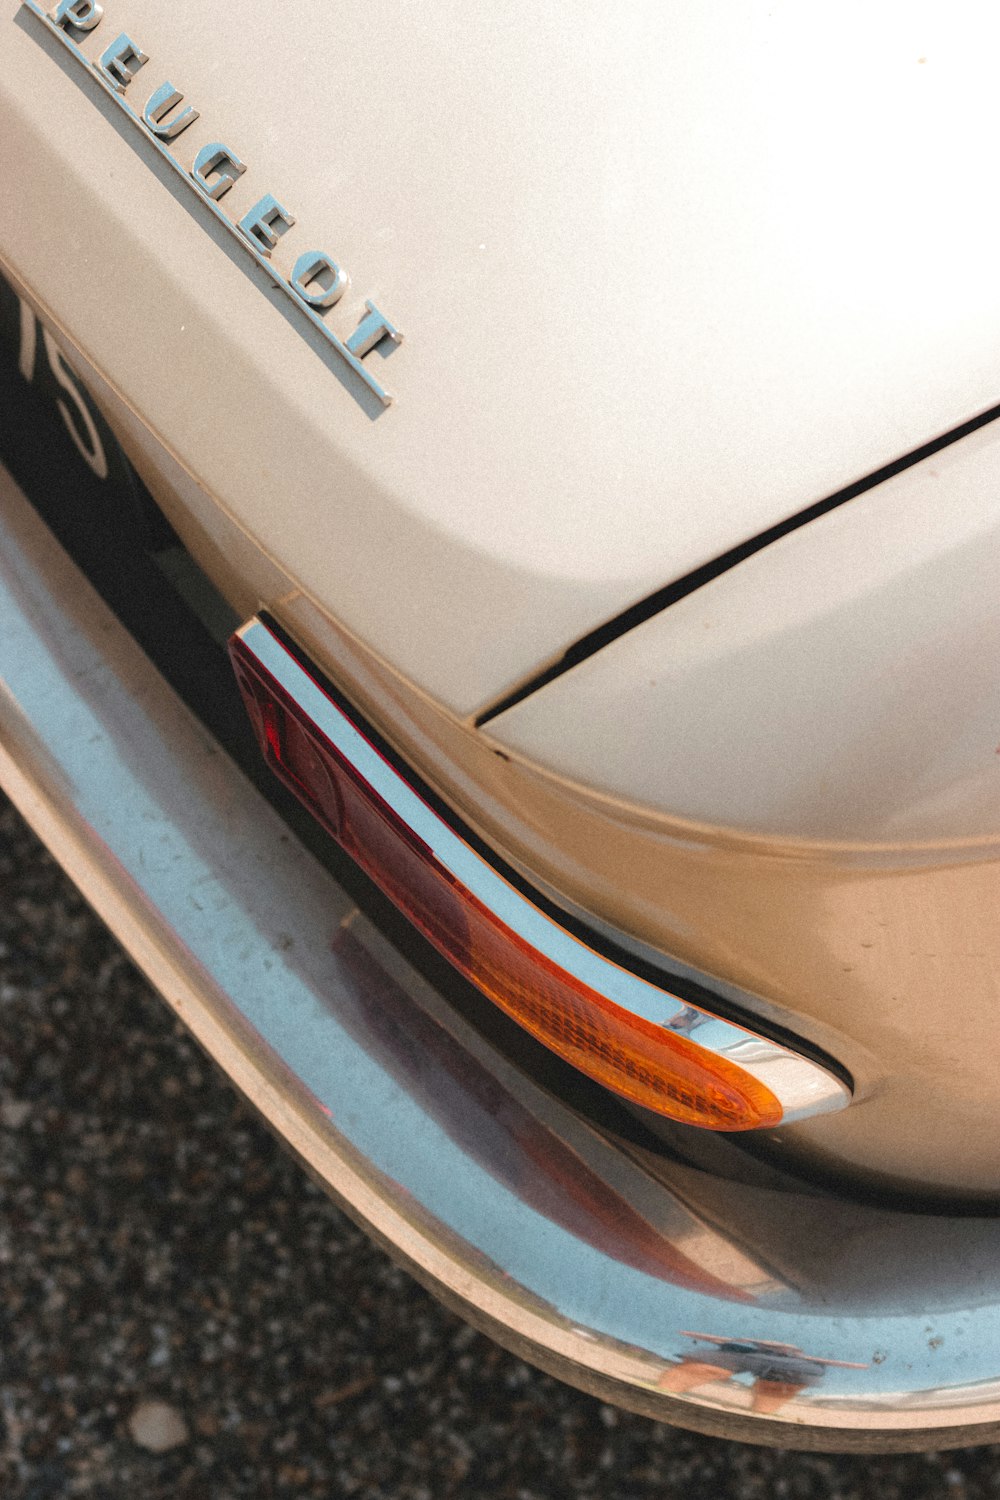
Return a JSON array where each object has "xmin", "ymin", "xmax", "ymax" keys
[
  {"xmin": 65, "ymin": 1165, "xmax": 87, "ymax": 1194},
  {"xmin": 0, "ymin": 1099, "xmax": 31, "ymax": 1129},
  {"xmin": 127, "ymin": 1399, "xmax": 189, "ymax": 1453}
]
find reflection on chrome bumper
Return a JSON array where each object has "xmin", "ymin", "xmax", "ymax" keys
[{"xmin": 3, "ymin": 459, "xmax": 1000, "ymax": 1452}]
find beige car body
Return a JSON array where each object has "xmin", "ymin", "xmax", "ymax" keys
[{"xmin": 3, "ymin": 0, "xmax": 1000, "ymax": 1449}]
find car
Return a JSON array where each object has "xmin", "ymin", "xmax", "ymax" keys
[{"xmin": 2, "ymin": 0, "xmax": 1000, "ymax": 1453}]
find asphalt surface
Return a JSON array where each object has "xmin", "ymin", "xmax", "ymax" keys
[{"xmin": 2, "ymin": 792, "xmax": 999, "ymax": 1499}]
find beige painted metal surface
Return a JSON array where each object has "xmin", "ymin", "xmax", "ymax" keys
[
  {"xmin": 3, "ymin": 229, "xmax": 999, "ymax": 1197},
  {"xmin": 488, "ymin": 415, "xmax": 1000, "ymax": 842},
  {"xmin": 3, "ymin": 0, "xmax": 1000, "ymax": 1197},
  {"xmin": 4, "ymin": 0, "xmax": 1000, "ymax": 714}
]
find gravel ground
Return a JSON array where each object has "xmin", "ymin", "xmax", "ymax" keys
[{"xmin": 2, "ymin": 793, "xmax": 1000, "ymax": 1499}]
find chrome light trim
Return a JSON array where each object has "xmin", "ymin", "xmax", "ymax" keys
[{"xmin": 234, "ymin": 615, "xmax": 851, "ymax": 1127}]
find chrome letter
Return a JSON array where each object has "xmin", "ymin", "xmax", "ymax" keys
[
  {"xmin": 50, "ymin": 0, "xmax": 103, "ymax": 29},
  {"xmin": 95, "ymin": 33, "xmax": 148, "ymax": 94},
  {"xmin": 190, "ymin": 143, "xmax": 247, "ymax": 202},
  {"xmin": 345, "ymin": 301, "xmax": 402, "ymax": 360},
  {"xmin": 237, "ymin": 195, "xmax": 296, "ymax": 258},
  {"xmin": 142, "ymin": 81, "xmax": 200, "ymax": 141},
  {"xmin": 290, "ymin": 250, "xmax": 349, "ymax": 309}
]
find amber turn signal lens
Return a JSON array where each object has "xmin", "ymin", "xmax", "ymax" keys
[{"xmin": 230, "ymin": 624, "xmax": 786, "ymax": 1130}]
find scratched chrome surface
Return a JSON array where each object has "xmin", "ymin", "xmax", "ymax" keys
[{"xmin": 3, "ymin": 460, "xmax": 1000, "ymax": 1451}]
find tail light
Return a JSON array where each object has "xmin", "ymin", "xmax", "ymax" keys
[{"xmin": 230, "ymin": 617, "xmax": 850, "ymax": 1130}]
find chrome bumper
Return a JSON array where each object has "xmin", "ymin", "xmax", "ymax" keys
[{"xmin": 3, "ymin": 459, "xmax": 1000, "ymax": 1453}]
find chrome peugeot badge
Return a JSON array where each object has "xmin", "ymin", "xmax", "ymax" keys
[{"xmin": 20, "ymin": 0, "xmax": 403, "ymax": 408}]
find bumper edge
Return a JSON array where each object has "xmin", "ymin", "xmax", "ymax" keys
[{"xmin": 4, "ymin": 460, "xmax": 1000, "ymax": 1452}]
